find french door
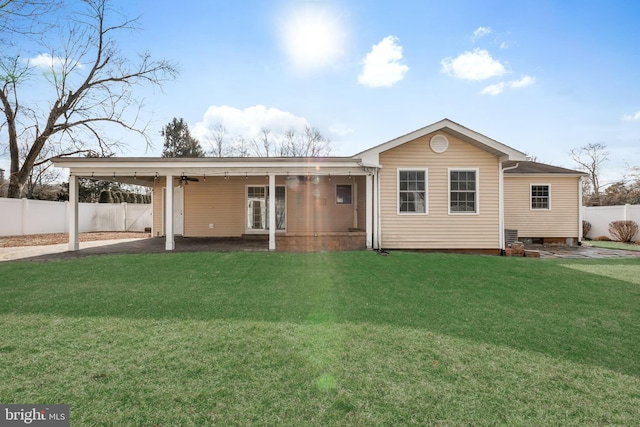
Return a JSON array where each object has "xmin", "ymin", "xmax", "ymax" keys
[{"xmin": 246, "ymin": 186, "xmax": 286, "ymax": 231}]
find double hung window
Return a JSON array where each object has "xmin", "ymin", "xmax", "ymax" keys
[
  {"xmin": 398, "ymin": 169, "xmax": 427, "ymax": 214},
  {"xmin": 531, "ymin": 185, "xmax": 550, "ymax": 209},
  {"xmin": 449, "ymin": 169, "xmax": 478, "ymax": 213}
]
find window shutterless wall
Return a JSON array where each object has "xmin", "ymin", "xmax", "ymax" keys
[
  {"xmin": 379, "ymin": 131, "xmax": 500, "ymax": 250},
  {"xmin": 504, "ymin": 176, "xmax": 580, "ymax": 238}
]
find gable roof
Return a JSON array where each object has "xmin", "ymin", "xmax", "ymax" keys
[
  {"xmin": 354, "ymin": 118, "xmax": 528, "ymax": 165},
  {"xmin": 503, "ymin": 161, "xmax": 586, "ymax": 176}
]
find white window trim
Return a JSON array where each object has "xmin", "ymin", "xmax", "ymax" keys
[
  {"xmin": 245, "ymin": 184, "xmax": 287, "ymax": 233},
  {"xmin": 530, "ymin": 183, "xmax": 551, "ymax": 210},
  {"xmin": 397, "ymin": 168, "xmax": 428, "ymax": 215},
  {"xmin": 448, "ymin": 168, "xmax": 480, "ymax": 215}
]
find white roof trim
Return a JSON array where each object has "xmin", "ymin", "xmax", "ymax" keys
[
  {"xmin": 52, "ymin": 157, "xmax": 369, "ymax": 187},
  {"xmin": 52, "ymin": 156, "xmax": 362, "ymax": 170},
  {"xmin": 354, "ymin": 118, "xmax": 528, "ymax": 164}
]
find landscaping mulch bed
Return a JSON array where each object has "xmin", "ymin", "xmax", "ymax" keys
[{"xmin": 0, "ymin": 232, "xmax": 150, "ymax": 248}]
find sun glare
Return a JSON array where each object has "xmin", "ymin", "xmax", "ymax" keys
[{"xmin": 279, "ymin": 3, "xmax": 347, "ymax": 71}]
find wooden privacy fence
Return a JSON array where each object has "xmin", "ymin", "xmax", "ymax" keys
[
  {"xmin": 582, "ymin": 204, "xmax": 640, "ymax": 241},
  {"xmin": 0, "ymin": 198, "xmax": 152, "ymax": 237}
]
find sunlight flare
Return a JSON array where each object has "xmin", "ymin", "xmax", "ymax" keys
[{"xmin": 278, "ymin": 3, "xmax": 348, "ymax": 71}]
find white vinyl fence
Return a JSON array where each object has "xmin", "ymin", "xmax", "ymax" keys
[
  {"xmin": 582, "ymin": 204, "xmax": 640, "ymax": 241},
  {"xmin": 0, "ymin": 198, "xmax": 152, "ymax": 237}
]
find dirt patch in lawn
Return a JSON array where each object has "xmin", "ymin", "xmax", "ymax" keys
[{"xmin": 0, "ymin": 232, "xmax": 151, "ymax": 248}]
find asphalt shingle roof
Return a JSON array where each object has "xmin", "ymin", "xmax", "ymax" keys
[{"xmin": 504, "ymin": 161, "xmax": 585, "ymax": 175}]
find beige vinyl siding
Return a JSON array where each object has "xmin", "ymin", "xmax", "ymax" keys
[
  {"xmin": 151, "ymin": 177, "xmax": 166, "ymax": 237},
  {"xmin": 379, "ymin": 131, "xmax": 501, "ymax": 249},
  {"xmin": 286, "ymin": 176, "xmax": 357, "ymax": 233},
  {"xmin": 183, "ymin": 177, "xmax": 251, "ymax": 237},
  {"xmin": 504, "ymin": 176, "xmax": 580, "ymax": 238},
  {"xmin": 152, "ymin": 175, "xmax": 359, "ymax": 237}
]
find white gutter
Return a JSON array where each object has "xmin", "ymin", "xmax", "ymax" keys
[
  {"xmin": 500, "ymin": 161, "xmax": 520, "ymax": 251},
  {"xmin": 578, "ymin": 176, "xmax": 583, "ymax": 243},
  {"xmin": 376, "ymin": 168, "xmax": 382, "ymax": 250}
]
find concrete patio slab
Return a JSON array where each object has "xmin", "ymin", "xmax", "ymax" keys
[{"xmin": 2, "ymin": 237, "xmax": 639, "ymax": 262}]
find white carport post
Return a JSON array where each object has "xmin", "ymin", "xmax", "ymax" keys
[
  {"xmin": 68, "ymin": 174, "xmax": 79, "ymax": 251},
  {"xmin": 165, "ymin": 175, "xmax": 175, "ymax": 250},
  {"xmin": 365, "ymin": 173, "xmax": 373, "ymax": 249},
  {"xmin": 268, "ymin": 173, "xmax": 276, "ymax": 251}
]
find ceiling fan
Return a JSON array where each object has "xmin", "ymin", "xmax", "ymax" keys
[{"xmin": 176, "ymin": 175, "xmax": 199, "ymax": 185}]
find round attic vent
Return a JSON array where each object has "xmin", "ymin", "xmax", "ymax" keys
[{"xmin": 430, "ymin": 134, "xmax": 449, "ymax": 154}]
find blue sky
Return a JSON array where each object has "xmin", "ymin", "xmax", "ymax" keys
[{"xmin": 3, "ymin": 0, "xmax": 640, "ymax": 185}]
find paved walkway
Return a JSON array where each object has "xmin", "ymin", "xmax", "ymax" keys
[
  {"xmin": 526, "ymin": 243, "xmax": 640, "ymax": 259},
  {"xmin": 1, "ymin": 238, "xmax": 639, "ymax": 262}
]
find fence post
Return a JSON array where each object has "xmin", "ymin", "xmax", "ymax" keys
[
  {"xmin": 123, "ymin": 202, "xmax": 127, "ymax": 232},
  {"xmin": 64, "ymin": 201, "xmax": 69, "ymax": 233},
  {"xmin": 624, "ymin": 204, "xmax": 630, "ymax": 221},
  {"xmin": 20, "ymin": 198, "xmax": 28, "ymax": 236}
]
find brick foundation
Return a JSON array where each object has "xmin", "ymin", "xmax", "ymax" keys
[{"xmin": 276, "ymin": 231, "xmax": 366, "ymax": 252}]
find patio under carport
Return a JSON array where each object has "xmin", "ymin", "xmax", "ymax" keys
[{"xmin": 52, "ymin": 156, "xmax": 380, "ymax": 253}]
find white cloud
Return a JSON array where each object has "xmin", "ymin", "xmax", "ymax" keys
[
  {"xmin": 622, "ymin": 111, "xmax": 640, "ymax": 121},
  {"xmin": 481, "ymin": 82, "xmax": 506, "ymax": 96},
  {"xmin": 27, "ymin": 53, "xmax": 80, "ymax": 69},
  {"xmin": 472, "ymin": 26, "xmax": 492, "ymax": 42},
  {"xmin": 192, "ymin": 105, "xmax": 311, "ymax": 143},
  {"xmin": 441, "ymin": 49, "xmax": 507, "ymax": 81},
  {"xmin": 278, "ymin": 3, "xmax": 347, "ymax": 71},
  {"xmin": 358, "ymin": 36, "xmax": 409, "ymax": 88},
  {"xmin": 510, "ymin": 75, "xmax": 535, "ymax": 88},
  {"xmin": 481, "ymin": 75, "xmax": 535, "ymax": 96}
]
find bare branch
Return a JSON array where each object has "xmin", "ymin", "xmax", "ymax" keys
[
  {"xmin": 569, "ymin": 142, "xmax": 608, "ymax": 205},
  {"xmin": 1, "ymin": 0, "xmax": 178, "ymax": 197}
]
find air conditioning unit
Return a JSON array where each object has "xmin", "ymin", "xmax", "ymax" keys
[{"xmin": 505, "ymin": 229, "xmax": 518, "ymax": 246}]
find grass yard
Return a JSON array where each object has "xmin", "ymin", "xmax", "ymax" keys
[
  {"xmin": 587, "ymin": 240, "xmax": 640, "ymax": 252},
  {"xmin": 0, "ymin": 251, "xmax": 639, "ymax": 426}
]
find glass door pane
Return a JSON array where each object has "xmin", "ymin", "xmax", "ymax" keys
[
  {"xmin": 247, "ymin": 187, "xmax": 266, "ymax": 230},
  {"xmin": 247, "ymin": 186, "xmax": 286, "ymax": 231}
]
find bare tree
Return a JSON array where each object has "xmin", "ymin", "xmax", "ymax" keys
[
  {"xmin": 251, "ymin": 128, "xmax": 272, "ymax": 157},
  {"xmin": 569, "ymin": 142, "xmax": 608, "ymax": 205},
  {"xmin": 234, "ymin": 136, "xmax": 250, "ymax": 158},
  {"xmin": 0, "ymin": 0, "xmax": 61, "ymax": 43},
  {"xmin": 205, "ymin": 124, "xmax": 230, "ymax": 158},
  {"xmin": 0, "ymin": 0, "xmax": 178, "ymax": 198},
  {"xmin": 20, "ymin": 139, "xmax": 64, "ymax": 199},
  {"xmin": 270, "ymin": 126, "xmax": 331, "ymax": 157},
  {"xmin": 198, "ymin": 124, "xmax": 331, "ymax": 158}
]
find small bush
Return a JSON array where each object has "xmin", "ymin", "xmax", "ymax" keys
[
  {"xmin": 582, "ymin": 220, "xmax": 592, "ymax": 238},
  {"xmin": 608, "ymin": 220, "xmax": 639, "ymax": 242},
  {"xmin": 593, "ymin": 235, "xmax": 611, "ymax": 241},
  {"xmin": 98, "ymin": 190, "xmax": 114, "ymax": 203}
]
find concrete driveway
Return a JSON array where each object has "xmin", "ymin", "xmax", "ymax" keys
[{"xmin": 0, "ymin": 237, "xmax": 269, "ymax": 262}]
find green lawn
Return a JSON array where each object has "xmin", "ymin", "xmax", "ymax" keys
[
  {"xmin": 1, "ymin": 251, "xmax": 639, "ymax": 426},
  {"xmin": 587, "ymin": 240, "xmax": 640, "ymax": 252}
]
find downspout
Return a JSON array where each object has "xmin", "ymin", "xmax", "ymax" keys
[
  {"xmin": 578, "ymin": 176, "xmax": 583, "ymax": 244},
  {"xmin": 500, "ymin": 161, "xmax": 520, "ymax": 254},
  {"xmin": 376, "ymin": 168, "xmax": 382, "ymax": 250}
]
